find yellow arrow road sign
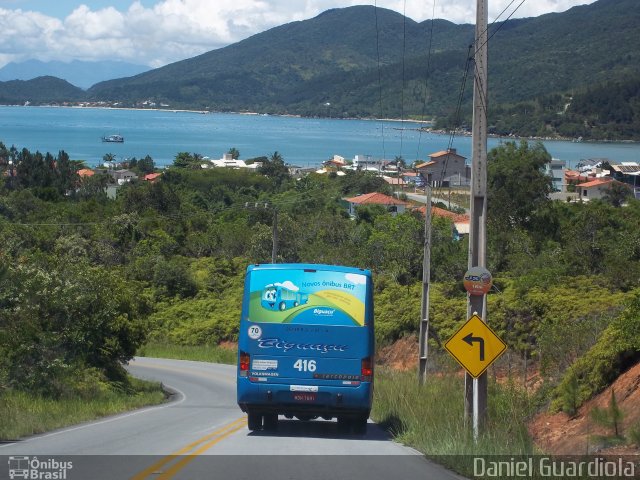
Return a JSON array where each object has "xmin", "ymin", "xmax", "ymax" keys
[{"xmin": 444, "ymin": 314, "xmax": 507, "ymax": 378}]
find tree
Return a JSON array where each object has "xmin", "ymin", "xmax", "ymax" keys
[
  {"xmin": 137, "ymin": 155, "xmax": 156, "ymax": 175},
  {"xmin": 364, "ymin": 213, "xmax": 423, "ymax": 281},
  {"xmin": 0, "ymin": 258, "xmax": 149, "ymax": 395},
  {"xmin": 590, "ymin": 389, "xmax": 624, "ymax": 437},
  {"xmin": 487, "ymin": 140, "xmax": 552, "ymax": 230},
  {"xmin": 228, "ymin": 147, "xmax": 240, "ymax": 160},
  {"xmin": 173, "ymin": 152, "xmax": 203, "ymax": 169},
  {"xmin": 76, "ymin": 173, "xmax": 109, "ymax": 201},
  {"xmin": 602, "ymin": 182, "xmax": 632, "ymax": 208},
  {"xmin": 487, "ymin": 141, "xmax": 553, "ymax": 270},
  {"xmin": 103, "ymin": 153, "xmax": 116, "ymax": 165},
  {"xmin": 258, "ymin": 151, "xmax": 290, "ymax": 188}
]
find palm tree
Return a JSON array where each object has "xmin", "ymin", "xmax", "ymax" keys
[
  {"xmin": 103, "ymin": 153, "xmax": 116, "ymax": 168},
  {"xmin": 270, "ymin": 151, "xmax": 283, "ymax": 163}
]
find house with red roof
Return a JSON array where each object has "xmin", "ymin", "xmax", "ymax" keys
[
  {"xmin": 382, "ymin": 176, "xmax": 407, "ymax": 188},
  {"xmin": 144, "ymin": 173, "xmax": 162, "ymax": 182},
  {"xmin": 415, "ymin": 205, "xmax": 470, "ymax": 236},
  {"xmin": 77, "ymin": 168, "xmax": 95, "ymax": 178},
  {"xmin": 323, "ymin": 155, "xmax": 347, "ymax": 170},
  {"xmin": 414, "ymin": 148, "xmax": 469, "ymax": 187},
  {"xmin": 576, "ymin": 177, "xmax": 629, "ymax": 201},
  {"xmin": 343, "ymin": 192, "xmax": 409, "ymax": 217}
]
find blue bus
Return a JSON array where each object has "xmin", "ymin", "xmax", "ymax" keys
[{"xmin": 237, "ymin": 263, "xmax": 374, "ymax": 434}]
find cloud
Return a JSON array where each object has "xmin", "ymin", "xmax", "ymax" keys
[
  {"xmin": 0, "ymin": 0, "xmax": 596, "ymax": 68},
  {"xmin": 275, "ymin": 281, "xmax": 299, "ymax": 292}
]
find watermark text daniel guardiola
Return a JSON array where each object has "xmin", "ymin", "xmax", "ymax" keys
[{"xmin": 474, "ymin": 457, "xmax": 637, "ymax": 478}]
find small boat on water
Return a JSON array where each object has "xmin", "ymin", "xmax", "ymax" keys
[{"xmin": 102, "ymin": 134, "xmax": 124, "ymax": 143}]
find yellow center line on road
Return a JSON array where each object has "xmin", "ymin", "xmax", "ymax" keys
[
  {"xmin": 156, "ymin": 420, "xmax": 248, "ymax": 479},
  {"xmin": 130, "ymin": 416, "xmax": 247, "ymax": 480}
]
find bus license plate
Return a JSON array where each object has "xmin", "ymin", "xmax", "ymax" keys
[{"xmin": 293, "ymin": 393, "xmax": 316, "ymax": 402}]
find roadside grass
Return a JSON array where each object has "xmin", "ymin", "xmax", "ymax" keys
[
  {"xmin": 137, "ymin": 342, "xmax": 237, "ymax": 365},
  {"xmin": 0, "ymin": 378, "xmax": 165, "ymax": 441},
  {"xmin": 372, "ymin": 367, "xmax": 536, "ymax": 476}
]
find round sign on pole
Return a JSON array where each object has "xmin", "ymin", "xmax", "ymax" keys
[{"xmin": 463, "ymin": 266, "xmax": 493, "ymax": 295}]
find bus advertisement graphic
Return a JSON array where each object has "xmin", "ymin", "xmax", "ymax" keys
[{"xmin": 249, "ymin": 269, "xmax": 367, "ymax": 326}]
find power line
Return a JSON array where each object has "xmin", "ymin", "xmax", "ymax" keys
[
  {"xmin": 432, "ymin": 46, "xmax": 474, "ymax": 202},
  {"xmin": 373, "ymin": 1, "xmax": 387, "ymax": 160},
  {"xmin": 431, "ymin": 0, "xmax": 528, "ymax": 203},
  {"xmin": 415, "ymin": 0, "xmax": 437, "ymax": 163},
  {"xmin": 399, "ymin": 0, "xmax": 408, "ymax": 159},
  {"xmin": 473, "ymin": 0, "xmax": 528, "ymax": 59}
]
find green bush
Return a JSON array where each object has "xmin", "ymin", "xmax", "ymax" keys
[{"xmin": 552, "ymin": 293, "xmax": 640, "ymax": 413}]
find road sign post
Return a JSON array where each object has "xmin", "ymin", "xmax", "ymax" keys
[
  {"xmin": 444, "ymin": 315, "xmax": 506, "ymax": 379},
  {"xmin": 467, "ymin": 0, "xmax": 489, "ymax": 439},
  {"xmin": 444, "ymin": 314, "xmax": 506, "ymax": 440}
]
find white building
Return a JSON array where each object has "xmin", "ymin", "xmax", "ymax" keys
[{"xmin": 209, "ymin": 153, "xmax": 261, "ymax": 169}]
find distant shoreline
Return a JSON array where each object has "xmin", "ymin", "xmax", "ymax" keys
[
  {"xmin": 1, "ymin": 104, "xmax": 638, "ymax": 145},
  {"xmin": 1, "ymin": 103, "xmax": 432, "ymax": 125}
]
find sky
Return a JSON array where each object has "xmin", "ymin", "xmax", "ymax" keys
[{"xmin": 0, "ymin": 0, "xmax": 597, "ymax": 69}]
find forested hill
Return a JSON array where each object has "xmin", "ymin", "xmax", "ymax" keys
[
  {"xmin": 1, "ymin": 0, "xmax": 639, "ymax": 129},
  {"xmin": 0, "ymin": 77, "xmax": 84, "ymax": 104},
  {"xmin": 85, "ymin": 0, "xmax": 640, "ymax": 117}
]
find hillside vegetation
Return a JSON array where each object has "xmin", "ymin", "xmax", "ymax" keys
[{"xmin": 1, "ymin": 140, "xmax": 639, "ymax": 429}]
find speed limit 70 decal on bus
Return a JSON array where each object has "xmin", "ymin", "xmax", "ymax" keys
[{"xmin": 237, "ymin": 263, "xmax": 374, "ymax": 434}]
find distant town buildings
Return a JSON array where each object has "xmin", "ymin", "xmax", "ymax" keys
[
  {"xmin": 206, "ymin": 152, "xmax": 262, "ymax": 169},
  {"xmin": 343, "ymin": 192, "xmax": 409, "ymax": 217},
  {"xmin": 414, "ymin": 148, "xmax": 470, "ymax": 187}
]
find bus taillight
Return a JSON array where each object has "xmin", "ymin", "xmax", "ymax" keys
[
  {"xmin": 240, "ymin": 351, "xmax": 250, "ymax": 376},
  {"xmin": 361, "ymin": 357, "xmax": 373, "ymax": 381}
]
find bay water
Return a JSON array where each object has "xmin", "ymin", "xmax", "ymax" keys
[{"xmin": 1, "ymin": 105, "xmax": 639, "ymax": 169}]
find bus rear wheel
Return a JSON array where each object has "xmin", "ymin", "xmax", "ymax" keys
[
  {"xmin": 247, "ymin": 411, "xmax": 262, "ymax": 431},
  {"xmin": 263, "ymin": 413, "xmax": 278, "ymax": 431},
  {"xmin": 337, "ymin": 416, "xmax": 351, "ymax": 433},
  {"xmin": 352, "ymin": 415, "xmax": 368, "ymax": 435}
]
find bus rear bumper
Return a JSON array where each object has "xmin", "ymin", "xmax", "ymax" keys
[{"xmin": 237, "ymin": 380, "xmax": 372, "ymax": 418}]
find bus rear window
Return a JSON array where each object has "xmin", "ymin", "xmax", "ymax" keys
[{"xmin": 247, "ymin": 268, "xmax": 368, "ymax": 327}]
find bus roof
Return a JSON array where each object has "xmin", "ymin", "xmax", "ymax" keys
[{"xmin": 247, "ymin": 263, "xmax": 371, "ymax": 277}]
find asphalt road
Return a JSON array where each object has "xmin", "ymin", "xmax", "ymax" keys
[{"xmin": 0, "ymin": 357, "xmax": 465, "ymax": 480}]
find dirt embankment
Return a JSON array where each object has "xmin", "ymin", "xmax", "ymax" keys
[
  {"xmin": 377, "ymin": 336, "xmax": 640, "ymax": 456},
  {"xmin": 529, "ymin": 362, "xmax": 640, "ymax": 455},
  {"xmin": 377, "ymin": 335, "xmax": 420, "ymax": 371}
]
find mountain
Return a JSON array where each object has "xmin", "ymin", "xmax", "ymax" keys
[
  {"xmin": 0, "ymin": 77, "xmax": 84, "ymax": 104},
  {"xmin": 1, "ymin": 0, "xmax": 639, "ymax": 123},
  {"xmin": 0, "ymin": 59, "xmax": 150, "ymax": 90},
  {"xmin": 85, "ymin": 6, "xmax": 473, "ymax": 115},
  {"xmin": 85, "ymin": 0, "xmax": 640, "ymax": 118}
]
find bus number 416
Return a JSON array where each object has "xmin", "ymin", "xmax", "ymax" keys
[{"xmin": 294, "ymin": 359, "xmax": 316, "ymax": 372}]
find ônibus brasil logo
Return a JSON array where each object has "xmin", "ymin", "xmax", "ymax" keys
[{"xmin": 8, "ymin": 456, "xmax": 73, "ymax": 479}]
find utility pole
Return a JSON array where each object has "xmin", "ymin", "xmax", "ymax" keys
[
  {"xmin": 466, "ymin": 0, "xmax": 489, "ymax": 437},
  {"xmin": 271, "ymin": 208, "xmax": 278, "ymax": 264},
  {"xmin": 418, "ymin": 182, "xmax": 432, "ymax": 385},
  {"xmin": 245, "ymin": 202, "xmax": 279, "ymax": 264}
]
